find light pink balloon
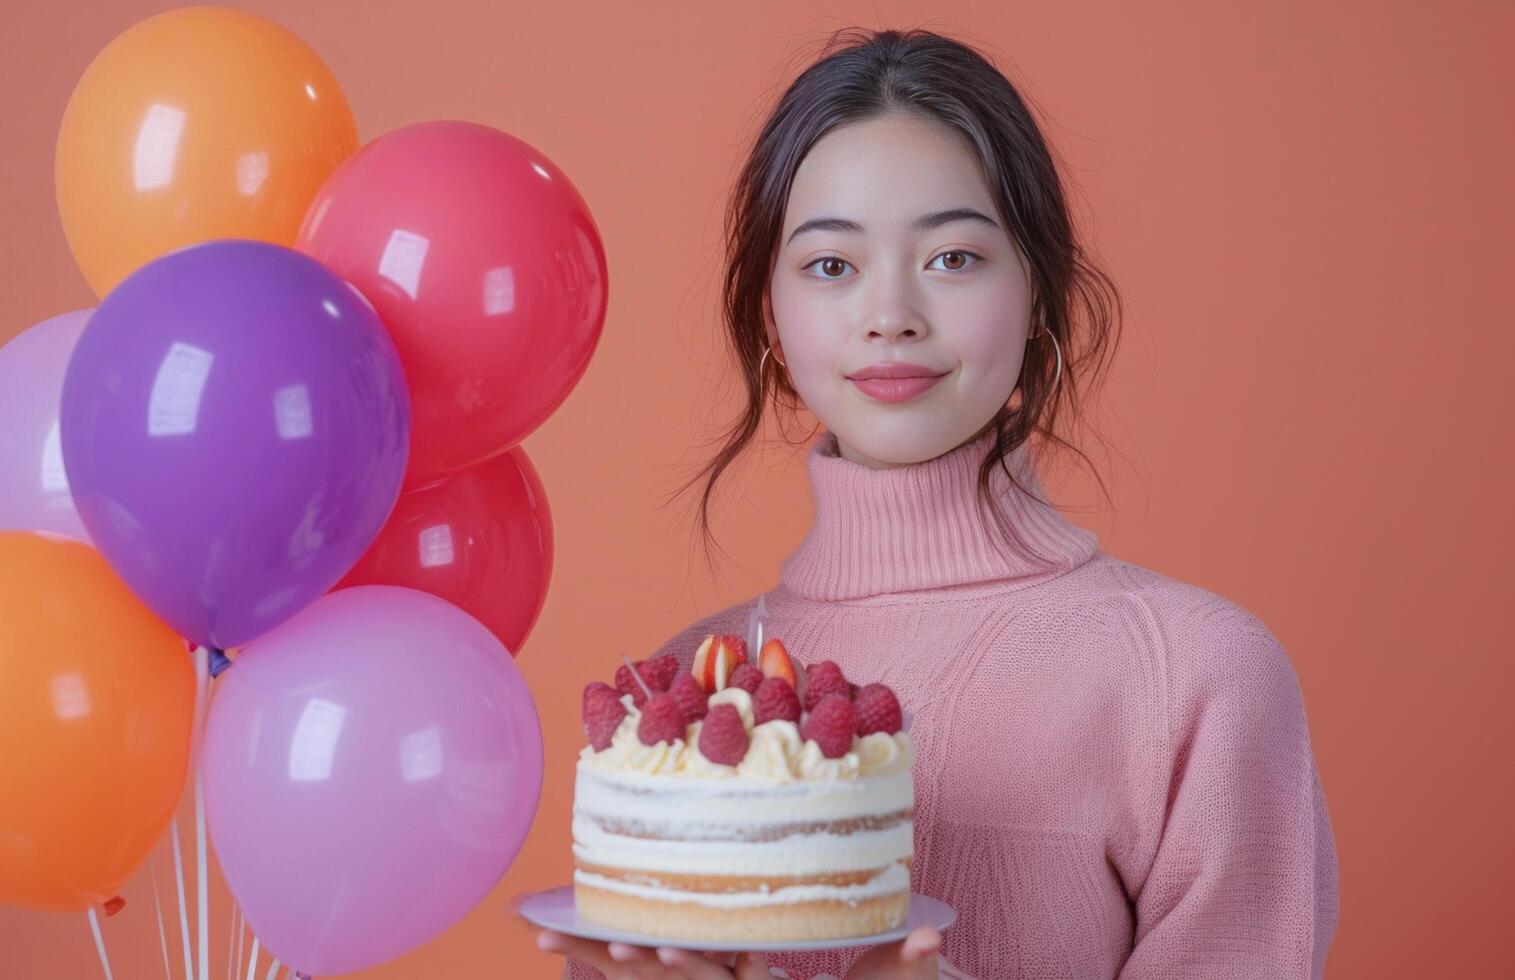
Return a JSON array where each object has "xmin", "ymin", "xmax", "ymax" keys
[
  {"xmin": 201, "ymin": 585, "xmax": 544, "ymax": 975},
  {"xmin": 0, "ymin": 310, "xmax": 92, "ymax": 539}
]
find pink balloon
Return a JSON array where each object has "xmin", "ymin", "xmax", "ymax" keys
[
  {"xmin": 201, "ymin": 586, "xmax": 544, "ymax": 975},
  {"xmin": 0, "ymin": 310, "xmax": 93, "ymax": 539}
]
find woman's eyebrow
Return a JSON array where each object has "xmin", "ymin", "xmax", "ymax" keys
[{"xmin": 786, "ymin": 207, "xmax": 999, "ymax": 245}]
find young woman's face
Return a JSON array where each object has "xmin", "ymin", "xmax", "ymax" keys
[{"xmin": 767, "ymin": 111, "xmax": 1034, "ymax": 468}]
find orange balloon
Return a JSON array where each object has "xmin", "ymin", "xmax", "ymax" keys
[
  {"xmin": 0, "ymin": 532, "xmax": 195, "ymax": 910},
  {"xmin": 55, "ymin": 6, "xmax": 359, "ymax": 297}
]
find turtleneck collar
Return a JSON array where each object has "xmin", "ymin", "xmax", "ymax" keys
[{"xmin": 779, "ymin": 427, "xmax": 1100, "ymax": 601}]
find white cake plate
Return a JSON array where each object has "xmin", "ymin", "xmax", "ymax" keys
[{"xmin": 516, "ymin": 886, "xmax": 956, "ymax": 953}]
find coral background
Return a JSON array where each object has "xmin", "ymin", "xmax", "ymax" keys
[{"xmin": 2, "ymin": 1, "xmax": 1510, "ymax": 976}]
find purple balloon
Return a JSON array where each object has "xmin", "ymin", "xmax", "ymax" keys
[
  {"xmin": 0, "ymin": 309, "xmax": 93, "ymax": 540},
  {"xmin": 201, "ymin": 586, "xmax": 544, "ymax": 975},
  {"xmin": 60, "ymin": 240, "xmax": 411, "ymax": 649}
]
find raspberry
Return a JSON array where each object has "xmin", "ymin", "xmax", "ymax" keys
[
  {"xmin": 643, "ymin": 653, "xmax": 679, "ymax": 692},
  {"xmin": 669, "ymin": 672, "xmax": 708, "ymax": 723},
  {"xmin": 853, "ymin": 683, "xmax": 903, "ymax": 736},
  {"xmin": 582, "ymin": 682, "xmax": 627, "ymax": 751},
  {"xmin": 636, "ymin": 693, "xmax": 687, "ymax": 746},
  {"xmin": 615, "ymin": 653, "xmax": 678, "ymax": 706},
  {"xmin": 752, "ymin": 676, "xmax": 801, "ymax": 725},
  {"xmin": 800, "ymin": 693, "xmax": 855, "ymax": 758},
  {"xmin": 697, "ymin": 704, "xmax": 750, "ymax": 766},
  {"xmin": 803, "ymin": 660, "xmax": 850, "ymax": 712},
  {"xmin": 615, "ymin": 663, "xmax": 647, "ymax": 707},
  {"xmin": 728, "ymin": 663, "xmax": 763, "ymax": 694}
]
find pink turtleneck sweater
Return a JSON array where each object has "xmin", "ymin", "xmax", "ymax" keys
[{"xmin": 568, "ymin": 428, "xmax": 1338, "ymax": 980}]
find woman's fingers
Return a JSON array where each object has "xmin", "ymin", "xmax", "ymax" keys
[
  {"xmin": 734, "ymin": 950, "xmax": 775, "ymax": 979},
  {"xmin": 900, "ymin": 926, "xmax": 942, "ymax": 962},
  {"xmin": 537, "ymin": 927, "xmax": 770, "ymax": 980},
  {"xmin": 535, "ymin": 930, "xmax": 622, "ymax": 973},
  {"xmin": 842, "ymin": 927, "xmax": 943, "ymax": 979},
  {"xmin": 609, "ymin": 941, "xmax": 659, "ymax": 964},
  {"xmin": 655, "ymin": 945, "xmax": 752, "ymax": 979}
]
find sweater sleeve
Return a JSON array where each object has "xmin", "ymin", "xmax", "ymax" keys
[{"xmin": 1119, "ymin": 594, "xmax": 1339, "ymax": 979}]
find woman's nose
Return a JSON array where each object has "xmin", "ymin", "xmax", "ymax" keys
[
  {"xmin": 865, "ymin": 312, "xmax": 928, "ymax": 343},
  {"xmin": 861, "ymin": 274, "xmax": 929, "ymax": 342}
]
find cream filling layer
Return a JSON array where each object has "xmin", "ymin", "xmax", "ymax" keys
[
  {"xmin": 572, "ymin": 814, "xmax": 913, "ymax": 875},
  {"xmin": 574, "ymin": 860, "xmax": 910, "ymax": 909}
]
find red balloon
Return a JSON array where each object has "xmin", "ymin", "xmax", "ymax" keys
[
  {"xmin": 336, "ymin": 446, "xmax": 552, "ymax": 656},
  {"xmin": 296, "ymin": 120, "xmax": 608, "ymax": 487}
]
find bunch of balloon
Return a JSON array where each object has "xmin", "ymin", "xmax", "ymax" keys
[
  {"xmin": 2, "ymin": 4, "xmax": 608, "ymax": 978},
  {"xmin": 201, "ymin": 111, "xmax": 614, "ymax": 977},
  {"xmin": 2, "ymin": 0, "xmax": 371, "ymax": 948}
]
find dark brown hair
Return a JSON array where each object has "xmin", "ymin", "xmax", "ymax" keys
[{"xmin": 672, "ymin": 27, "xmax": 1123, "ymax": 571}]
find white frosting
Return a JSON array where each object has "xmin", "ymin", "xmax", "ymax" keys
[
  {"xmin": 708, "ymin": 686, "xmax": 755, "ymax": 728},
  {"xmin": 739, "ymin": 720, "xmax": 807, "ymax": 782},
  {"xmin": 584, "ymin": 696, "xmax": 689, "ymax": 774},
  {"xmin": 574, "ymin": 860, "xmax": 910, "ymax": 909},
  {"xmin": 573, "ymin": 764, "xmax": 913, "ymax": 829},
  {"xmin": 572, "ymin": 814, "xmax": 914, "ymax": 875}
]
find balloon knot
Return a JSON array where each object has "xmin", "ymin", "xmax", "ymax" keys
[
  {"xmin": 103, "ymin": 895, "xmax": 126, "ymax": 917},
  {"xmin": 208, "ymin": 648, "xmax": 233, "ymax": 677}
]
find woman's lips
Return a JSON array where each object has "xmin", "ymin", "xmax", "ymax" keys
[{"xmin": 849, "ymin": 373, "xmax": 947, "ymax": 403}]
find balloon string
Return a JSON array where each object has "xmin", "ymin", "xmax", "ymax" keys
[
  {"xmin": 233, "ymin": 908, "xmax": 246, "ymax": 980},
  {"xmin": 149, "ymin": 850, "xmax": 173, "ymax": 980},
  {"xmin": 264, "ymin": 960, "xmax": 281, "ymax": 980},
  {"xmin": 195, "ymin": 767, "xmax": 209, "ymax": 980},
  {"xmin": 171, "ymin": 816, "xmax": 194, "ymax": 980},
  {"xmin": 225, "ymin": 905, "xmax": 241, "ymax": 980},
  {"xmin": 194, "ymin": 646, "xmax": 210, "ymax": 980},
  {"xmin": 245, "ymin": 936, "xmax": 260, "ymax": 980},
  {"xmin": 87, "ymin": 907, "xmax": 115, "ymax": 980}
]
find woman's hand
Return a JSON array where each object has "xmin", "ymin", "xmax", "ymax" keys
[
  {"xmin": 534, "ymin": 924, "xmax": 942, "ymax": 979},
  {"xmin": 843, "ymin": 927, "xmax": 942, "ymax": 979},
  {"xmin": 535, "ymin": 928, "xmax": 773, "ymax": 979}
]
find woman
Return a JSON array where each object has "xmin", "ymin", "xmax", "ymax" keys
[{"xmin": 538, "ymin": 27, "xmax": 1338, "ymax": 979}]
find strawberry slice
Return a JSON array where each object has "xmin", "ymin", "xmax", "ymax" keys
[
  {"xmin": 694, "ymin": 635, "xmax": 744, "ymax": 692},
  {"xmin": 715, "ymin": 636, "xmax": 745, "ymax": 690},
  {"xmin": 692, "ymin": 635, "xmax": 718, "ymax": 690},
  {"xmin": 758, "ymin": 638, "xmax": 796, "ymax": 688}
]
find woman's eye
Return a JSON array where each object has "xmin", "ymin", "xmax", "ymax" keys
[
  {"xmin": 803, "ymin": 256, "xmax": 854, "ymax": 280},
  {"xmin": 803, "ymin": 251, "xmax": 981, "ymax": 279},
  {"xmin": 928, "ymin": 250, "xmax": 982, "ymax": 272}
]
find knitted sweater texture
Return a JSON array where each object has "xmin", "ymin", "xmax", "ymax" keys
[{"xmin": 570, "ymin": 427, "xmax": 1338, "ymax": 979}]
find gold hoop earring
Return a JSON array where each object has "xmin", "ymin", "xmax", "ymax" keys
[
  {"xmin": 758, "ymin": 344, "xmax": 786, "ymax": 385},
  {"xmin": 1030, "ymin": 327, "xmax": 1063, "ymax": 398}
]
